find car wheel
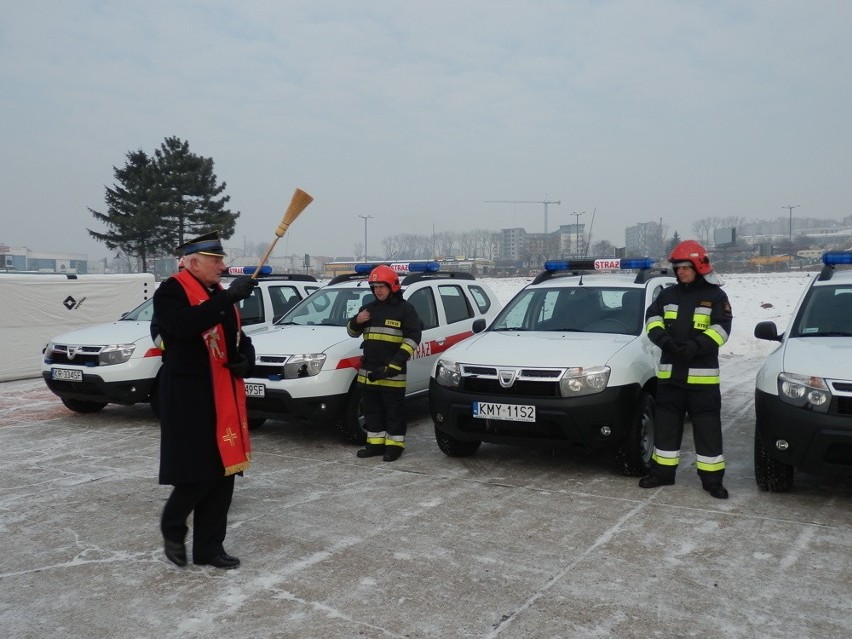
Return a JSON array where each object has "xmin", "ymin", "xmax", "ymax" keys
[
  {"xmin": 248, "ymin": 417, "xmax": 266, "ymax": 430},
  {"xmin": 615, "ymin": 391, "xmax": 654, "ymax": 476},
  {"xmin": 61, "ymin": 397, "xmax": 108, "ymax": 414},
  {"xmin": 435, "ymin": 425, "xmax": 481, "ymax": 457},
  {"xmin": 754, "ymin": 428, "xmax": 794, "ymax": 492},
  {"xmin": 338, "ymin": 389, "xmax": 367, "ymax": 444}
]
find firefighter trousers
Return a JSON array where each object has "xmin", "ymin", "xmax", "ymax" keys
[
  {"xmin": 360, "ymin": 385, "xmax": 406, "ymax": 449},
  {"xmin": 650, "ymin": 384, "xmax": 725, "ymax": 485}
]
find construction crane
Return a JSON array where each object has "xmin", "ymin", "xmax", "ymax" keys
[{"xmin": 484, "ymin": 197, "xmax": 561, "ymax": 234}]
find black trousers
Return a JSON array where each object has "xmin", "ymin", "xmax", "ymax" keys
[
  {"xmin": 360, "ymin": 385, "xmax": 406, "ymax": 443},
  {"xmin": 161, "ymin": 474, "xmax": 235, "ymax": 563},
  {"xmin": 651, "ymin": 384, "xmax": 725, "ymax": 484}
]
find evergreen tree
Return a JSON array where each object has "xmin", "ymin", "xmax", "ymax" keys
[
  {"xmin": 666, "ymin": 231, "xmax": 681, "ymax": 254},
  {"xmin": 154, "ymin": 136, "xmax": 239, "ymax": 249},
  {"xmin": 88, "ymin": 136, "xmax": 240, "ymax": 269},
  {"xmin": 88, "ymin": 150, "xmax": 163, "ymax": 273}
]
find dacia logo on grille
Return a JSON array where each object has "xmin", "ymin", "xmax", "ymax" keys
[
  {"xmin": 498, "ymin": 369, "xmax": 517, "ymax": 388},
  {"xmin": 67, "ymin": 346, "xmax": 78, "ymax": 359}
]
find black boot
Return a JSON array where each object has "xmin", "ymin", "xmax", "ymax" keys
[
  {"xmin": 382, "ymin": 446, "xmax": 403, "ymax": 462},
  {"xmin": 703, "ymin": 483, "xmax": 729, "ymax": 499},
  {"xmin": 356, "ymin": 444, "xmax": 385, "ymax": 458},
  {"xmin": 638, "ymin": 474, "xmax": 675, "ymax": 489}
]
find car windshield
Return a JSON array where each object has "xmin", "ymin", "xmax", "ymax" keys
[
  {"xmin": 275, "ymin": 287, "xmax": 375, "ymax": 327},
  {"xmin": 490, "ymin": 286, "xmax": 644, "ymax": 335},
  {"xmin": 790, "ymin": 285, "xmax": 852, "ymax": 337},
  {"xmin": 120, "ymin": 298, "xmax": 154, "ymax": 321}
]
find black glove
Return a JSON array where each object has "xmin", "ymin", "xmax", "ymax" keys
[
  {"xmin": 225, "ymin": 354, "xmax": 253, "ymax": 378},
  {"xmin": 659, "ymin": 335, "xmax": 682, "ymax": 355},
  {"xmin": 367, "ymin": 366, "xmax": 400, "ymax": 382},
  {"xmin": 225, "ymin": 276, "xmax": 258, "ymax": 303},
  {"xmin": 367, "ymin": 367, "xmax": 388, "ymax": 382}
]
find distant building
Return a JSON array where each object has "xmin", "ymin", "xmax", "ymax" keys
[
  {"xmin": 625, "ymin": 222, "xmax": 664, "ymax": 258},
  {"xmin": 0, "ymin": 246, "xmax": 89, "ymax": 274}
]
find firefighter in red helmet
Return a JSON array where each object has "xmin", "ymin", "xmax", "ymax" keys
[
  {"xmin": 347, "ymin": 265, "xmax": 422, "ymax": 461},
  {"xmin": 641, "ymin": 240, "xmax": 733, "ymax": 498}
]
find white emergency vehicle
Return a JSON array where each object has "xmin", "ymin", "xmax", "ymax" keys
[
  {"xmin": 243, "ymin": 261, "xmax": 502, "ymax": 442},
  {"xmin": 42, "ymin": 267, "xmax": 319, "ymax": 415},
  {"xmin": 753, "ymin": 251, "xmax": 852, "ymax": 491},
  {"xmin": 429, "ymin": 258, "xmax": 676, "ymax": 476}
]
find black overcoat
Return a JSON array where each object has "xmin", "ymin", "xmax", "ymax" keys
[{"xmin": 153, "ymin": 275, "xmax": 254, "ymax": 485}]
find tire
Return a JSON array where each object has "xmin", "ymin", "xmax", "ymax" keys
[
  {"xmin": 61, "ymin": 397, "xmax": 108, "ymax": 414},
  {"xmin": 615, "ymin": 391, "xmax": 655, "ymax": 476},
  {"xmin": 754, "ymin": 428, "xmax": 794, "ymax": 492},
  {"xmin": 435, "ymin": 424, "xmax": 481, "ymax": 457},
  {"xmin": 248, "ymin": 417, "xmax": 266, "ymax": 430},
  {"xmin": 337, "ymin": 389, "xmax": 367, "ymax": 444}
]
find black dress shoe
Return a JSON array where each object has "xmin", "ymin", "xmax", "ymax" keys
[
  {"xmin": 383, "ymin": 446, "xmax": 403, "ymax": 462},
  {"xmin": 638, "ymin": 474, "xmax": 675, "ymax": 489},
  {"xmin": 164, "ymin": 539, "xmax": 187, "ymax": 567},
  {"xmin": 704, "ymin": 484, "xmax": 729, "ymax": 499},
  {"xmin": 194, "ymin": 553, "xmax": 241, "ymax": 569}
]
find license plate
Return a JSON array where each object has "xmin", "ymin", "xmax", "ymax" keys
[
  {"xmin": 244, "ymin": 383, "xmax": 265, "ymax": 398},
  {"xmin": 52, "ymin": 368, "xmax": 83, "ymax": 382},
  {"xmin": 472, "ymin": 401, "xmax": 536, "ymax": 422}
]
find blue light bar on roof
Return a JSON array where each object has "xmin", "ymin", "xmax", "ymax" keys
[
  {"xmin": 227, "ymin": 265, "xmax": 272, "ymax": 276},
  {"xmin": 354, "ymin": 261, "xmax": 440, "ymax": 275},
  {"xmin": 822, "ymin": 251, "xmax": 852, "ymax": 266},
  {"xmin": 544, "ymin": 257, "xmax": 654, "ymax": 272},
  {"xmin": 407, "ymin": 261, "xmax": 440, "ymax": 273}
]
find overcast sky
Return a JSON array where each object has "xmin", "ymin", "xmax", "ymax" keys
[{"xmin": 2, "ymin": 1, "xmax": 850, "ymax": 261}]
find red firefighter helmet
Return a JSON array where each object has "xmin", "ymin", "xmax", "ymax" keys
[
  {"xmin": 368, "ymin": 264, "xmax": 401, "ymax": 293},
  {"xmin": 669, "ymin": 240, "xmax": 713, "ymax": 275}
]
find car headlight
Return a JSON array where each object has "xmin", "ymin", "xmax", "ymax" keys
[
  {"xmin": 98, "ymin": 344, "xmax": 136, "ymax": 365},
  {"xmin": 559, "ymin": 366, "xmax": 610, "ymax": 397},
  {"xmin": 777, "ymin": 372, "xmax": 831, "ymax": 413},
  {"xmin": 434, "ymin": 359, "xmax": 461, "ymax": 389},
  {"xmin": 282, "ymin": 353, "xmax": 326, "ymax": 379}
]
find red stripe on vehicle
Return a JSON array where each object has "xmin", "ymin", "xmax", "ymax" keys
[{"xmin": 336, "ymin": 356, "xmax": 362, "ymax": 370}]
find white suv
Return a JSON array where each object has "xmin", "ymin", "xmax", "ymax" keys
[
  {"xmin": 753, "ymin": 251, "xmax": 852, "ymax": 492},
  {"xmin": 42, "ymin": 270, "xmax": 319, "ymax": 415},
  {"xmin": 429, "ymin": 258, "xmax": 676, "ymax": 476},
  {"xmin": 243, "ymin": 262, "xmax": 502, "ymax": 442}
]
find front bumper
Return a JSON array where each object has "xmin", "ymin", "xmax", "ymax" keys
[
  {"xmin": 42, "ymin": 371, "xmax": 155, "ymax": 406},
  {"xmin": 429, "ymin": 379, "xmax": 642, "ymax": 450},
  {"xmin": 755, "ymin": 389, "xmax": 852, "ymax": 476},
  {"xmin": 246, "ymin": 389, "xmax": 348, "ymax": 424}
]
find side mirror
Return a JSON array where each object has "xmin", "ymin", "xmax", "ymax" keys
[
  {"xmin": 472, "ymin": 318, "xmax": 486, "ymax": 334},
  {"xmin": 754, "ymin": 321, "xmax": 782, "ymax": 342}
]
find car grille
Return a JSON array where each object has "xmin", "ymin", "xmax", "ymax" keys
[
  {"xmin": 457, "ymin": 365, "xmax": 562, "ymax": 398},
  {"xmin": 45, "ymin": 345, "xmax": 103, "ymax": 366}
]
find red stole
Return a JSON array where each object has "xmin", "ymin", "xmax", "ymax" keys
[{"xmin": 174, "ymin": 270, "xmax": 251, "ymax": 476}]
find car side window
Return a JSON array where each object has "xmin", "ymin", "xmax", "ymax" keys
[
  {"xmin": 270, "ymin": 285, "xmax": 303, "ymax": 318},
  {"xmin": 439, "ymin": 285, "xmax": 473, "ymax": 324},
  {"xmin": 467, "ymin": 285, "xmax": 492, "ymax": 313},
  {"xmin": 237, "ymin": 290, "xmax": 264, "ymax": 325},
  {"xmin": 407, "ymin": 287, "xmax": 438, "ymax": 330}
]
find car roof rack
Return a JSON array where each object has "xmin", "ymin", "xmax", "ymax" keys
[
  {"xmin": 327, "ymin": 272, "xmax": 368, "ymax": 286},
  {"xmin": 402, "ymin": 271, "xmax": 475, "ymax": 285}
]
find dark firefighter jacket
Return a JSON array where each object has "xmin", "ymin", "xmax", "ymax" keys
[
  {"xmin": 645, "ymin": 277, "xmax": 732, "ymax": 386},
  {"xmin": 347, "ymin": 293, "xmax": 422, "ymax": 391}
]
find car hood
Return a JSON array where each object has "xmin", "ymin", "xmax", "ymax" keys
[
  {"xmin": 439, "ymin": 330, "xmax": 634, "ymax": 367},
  {"xmin": 783, "ymin": 337, "xmax": 852, "ymax": 380},
  {"xmin": 250, "ymin": 324, "xmax": 354, "ymax": 354},
  {"xmin": 48, "ymin": 320, "xmax": 151, "ymax": 346}
]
